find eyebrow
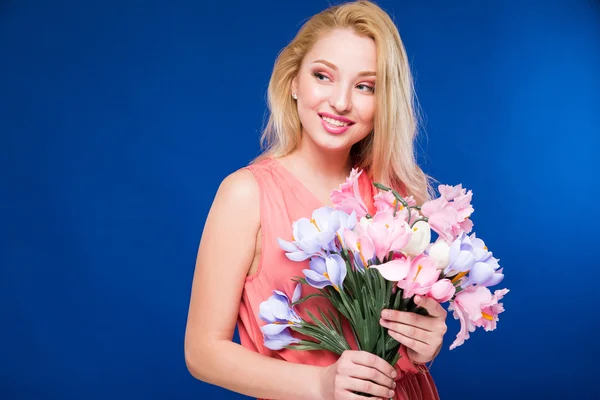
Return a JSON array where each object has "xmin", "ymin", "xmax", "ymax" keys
[{"xmin": 312, "ymin": 59, "xmax": 376, "ymax": 77}]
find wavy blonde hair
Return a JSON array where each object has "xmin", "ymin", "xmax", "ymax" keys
[{"xmin": 250, "ymin": 0, "xmax": 437, "ymax": 204}]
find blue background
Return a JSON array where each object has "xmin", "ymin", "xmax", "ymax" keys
[{"xmin": 2, "ymin": 0, "xmax": 599, "ymax": 399}]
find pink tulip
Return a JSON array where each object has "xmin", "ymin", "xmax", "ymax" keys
[
  {"xmin": 343, "ymin": 228, "xmax": 375, "ymax": 268},
  {"xmin": 366, "ymin": 211, "xmax": 412, "ymax": 261},
  {"xmin": 396, "ymin": 254, "xmax": 440, "ymax": 299},
  {"xmin": 330, "ymin": 168, "xmax": 370, "ymax": 219},
  {"xmin": 428, "ymin": 279, "xmax": 455, "ymax": 302},
  {"xmin": 370, "ymin": 257, "xmax": 412, "ymax": 282},
  {"xmin": 448, "ymin": 285, "xmax": 509, "ymax": 350}
]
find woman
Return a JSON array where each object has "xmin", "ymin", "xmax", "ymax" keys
[{"xmin": 184, "ymin": 1, "xmax": 447, "ymax": 399}]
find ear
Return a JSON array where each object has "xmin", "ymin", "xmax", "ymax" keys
[{"xmin": 291, "ymin": 75, "xmax": 298, "ymax": 94}]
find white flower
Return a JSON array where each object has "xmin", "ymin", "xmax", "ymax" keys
[
  {"xmin": 428, "ymin": 239, "xmax": 451, "ymax": 270},
  {"xmin": 401, "ymin": 221, "xmax": 431, "ymax": 257}
]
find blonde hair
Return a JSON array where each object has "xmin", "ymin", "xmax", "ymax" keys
[{"xmin": 250, "ymin": 0, "xmax": 437, "ymax": 204}]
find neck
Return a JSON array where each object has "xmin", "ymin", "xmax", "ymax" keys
[{"xmin": 288, "ymin": 133, "xmax": 354, "ymax": 184}]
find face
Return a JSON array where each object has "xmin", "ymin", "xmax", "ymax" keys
[{"xmin": 291, "ymin": 28, "xmax": 377, "ymax": 154}]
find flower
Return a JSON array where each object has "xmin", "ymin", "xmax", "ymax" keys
[
  {"xmin": 427, "ymin": 239, "xmax": 451, "ymax": 269},
  {"xmin": 420, "ymin": 184, "xmax": 474, "ymax": 242},
  {"xmin": 395, "ymin": 254, "xmax": 443, "ymax": 299},
  {"xmin": 344, "ymin": 228, "xmax": 375, "ymax": 270},
  {"xmin": 259, "ymin": 284, "xmax": 303, "ymax": 336},
  {"xmin": 401, "ymin": 220, "xmax": 431, "ymax": 257},
  {"xmin": 326, "ymin": 209, "xmax": 358, "ymax": 251},
  {"xmin": 330, "ymin": 168, "xmax": 370, "ymax": 219},
  {"xmin": 444, "ymin": 233, "xmax": 477, "ymax": 277},
  {"xmin": 448, "ymin": 285, "xmax": 509, "ymax": 350},
  {"xmin": 277, "ymin": 207, "xmax": 342, "ymax": 261},
  {"xmin": 444, "ymin": 233, "xmax": 502, "ymax": 288},
  {"xmin": 428, "ymin": 279, "xmax": 456, "ymax": 302},
  {"xmin": 373, "ymin": 190, "xmax": 396, "ymax": 213},
  {"xmin": 373, "ymin": 191, "xmax": 420, "ymax": 223},
  {"xmin": 264, "ymin": 329, "xmax": 301, "ymax": 351},
  {"xmin": 365, "ymin": 211, "xmax": 412, "ymax": 261},
  {"xmin": 369, "ymin": 256, "xmax": 412, "ymax": 281},
  {"xmin": 303, "ymin": 254, "xmax": 348, "ymax": 291}
]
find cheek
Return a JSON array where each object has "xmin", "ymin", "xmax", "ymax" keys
[
  {"xmin": 301, "ymin": 85, "xmax": 329, "ymax": 109},
  {"xmin": 356, "ymin": 98, "xmax": 376, "ymax": 125}
]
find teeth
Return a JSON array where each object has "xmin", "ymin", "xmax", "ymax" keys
[{"xmin": 322, "ymin": 116, "xmax": 349, "ymax": 127}]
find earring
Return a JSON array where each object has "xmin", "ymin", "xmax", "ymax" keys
[{"xmin": 292, "ymin": 92, "xmax": 297, "ymax": 99}]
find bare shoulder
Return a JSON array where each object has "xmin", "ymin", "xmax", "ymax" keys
[{"xmin": 212, "ymin": 168, "xmax": 260, "ymax": 218}]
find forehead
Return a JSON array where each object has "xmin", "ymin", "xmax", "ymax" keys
[{"xmin": 304, "ymin": 28, "xmax": 377, "ymax": 73}]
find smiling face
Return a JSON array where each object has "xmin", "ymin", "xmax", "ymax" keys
[{"xmin": 291, "ymin": 28, "xmax": 377, "ymax": 154}]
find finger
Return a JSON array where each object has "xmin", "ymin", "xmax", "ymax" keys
[
  {"xmin": 387, "ymin": 330, "xmax": 429, "ymax": 355},
  {"xmin": 414, "ymin": 295, "xmax": 446, "ymax": 318},
  {"xmin": 380, "ymin": 318, "xmax": 431, "ymax": 345},
  {"xmin": 342, "ymin": 363, "xmax": 395, "ymax": 390},
  {"xmin": 382, "ymin": 310, "xmax": 435, "ymax": 332},
  {"xmin": 342, "ymin": 376, "xmax": 396, "ymax": 400},
  {"xmin": 350, "ymin": 351, "xmax": 397, "ymax": 379}
]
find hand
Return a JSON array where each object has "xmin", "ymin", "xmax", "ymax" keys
[
  {"xmin": 380, "ymin": 295, "xmax": 448, "ymax": 364},
  {"xmin": 318, "ymin": 350, "xmax": 397, "ymax": 400}
]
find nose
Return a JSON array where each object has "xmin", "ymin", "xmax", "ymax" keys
[{"xmin": 329, "ymin": 84, "xmax": 352, "ymax": 114}]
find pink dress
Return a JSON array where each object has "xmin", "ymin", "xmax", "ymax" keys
[{"xmin": 237, "ymin": 157, "xmax": 440, "ymax": 400}]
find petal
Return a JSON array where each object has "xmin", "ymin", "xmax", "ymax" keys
[
  {"xmin": 303, "ymin": 268, "xmax": 329, "ymax": 283},
  {"xmin": 277, "ymin": 238, "xmax": 300, "ymax": 253},
  {"xmin": 371, "ymin": 259, "xmax": 411, "ymax": 281},
  {"xmin": 258, "ymin": 301, "xmax": 275, "ymax": 322},
  {"xmin": 359, "ymin": 234, "xmax": 375, "ymax": 260},
  {"xmin": 264, "ymin": 329, "xmax": 299, "ymax": 350},
  {"xmin": 292, "ymin": 283, "xmax": 302, "ymax": 304},
  {"xmin": 344, "ymin": 228, "xmax": 359, "ymax": 252},
  {"xmin": 305, "ymin": 275, "xmax": 332, "ymax": 289},
  {"xmin": 309, "ymin": 257, "xmax": 327, "ymax": 275},
  {"xmin": 261, "ymin": 323, "xmax": 289, "ymax": 336},
  {"xmin": 296, "ymin": 218, "xmax": 319, "ymax": 240},
  {"xmin": 326, "ymin": 255, "xmax": 347, "ymax": 289},
  {"xmin": 285, "ymin": 251, "xmax": 311, "ymax": 262},
  {"xmin": 467, "ymin": 261, "xmax": 495, "ymax": 285}
]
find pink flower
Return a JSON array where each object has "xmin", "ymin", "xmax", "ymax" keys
[
  {"xmin": 373, "ymin": 191, "xmax": 420, "ymax": 223},
  {"xmin": 428, "ymin": 279, "xmax": 455, "ymax": 302},
  {"xmin": 396, "ymin": 254, "xmax": 440, "ymax": 298},
  {"xmin": 370, "ymin": 255, "xmax": 412, "ymax": 282},
  {"xmin": 420, "ymin": 184, "xmax": 474, "ymax": 242},
  {"xmin": 366, "ymin": 211, "xmax": 412, "ymax": 261},
  {"xmin": 343, "ymin": 228, "xmax": 376, "ymax": 269},
  {"xmin": 448, "ymin": 285, "xmax": 509, "ymax": 350},
  {"xmin": 330, "ymin": 168, "xmax": 369, "ymax": 219},
  {"xmin": 373, "ymin": 191, "xmax": 396, "ymax": 213}
]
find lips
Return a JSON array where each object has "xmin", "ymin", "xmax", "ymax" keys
[
  {"xmin": 318, "ymin": 112, "xmax": 355, "ymax": 125},
  {"xmin": 319, "ymin": 114, "xmax": 354, "ymax": 135}
]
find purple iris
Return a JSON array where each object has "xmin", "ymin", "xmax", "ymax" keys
[
  {"xmin": 259, "ymin": 284, "xmax": 303, "ymax": 336},
  {"xmin": 302, "ymin": 254, "xmax": 347, "ymax": 291},
  {"xmin": 444, "ymin": 232, "xmax": 503, "ymax": 288},
  {"xmin": 277, "ymin": 207, "xmax": 356, "ymax": 261}
]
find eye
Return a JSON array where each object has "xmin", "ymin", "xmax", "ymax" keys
[
  {"xmin": 357, "ymin": 83, "xmax": 375, "ymax": 93},
  {"xmin": 312, "ymin": 71, "xmax": 330, "ymax": 81}
]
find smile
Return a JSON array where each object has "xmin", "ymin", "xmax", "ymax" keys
[{"xmin": 318, "ymin": 113, "xmax": 355, "ymax": 135}]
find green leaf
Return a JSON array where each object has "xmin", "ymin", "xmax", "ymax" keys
[{"xmin": 290, "ymin": 293, "xmax": 324, "ymax": 307}]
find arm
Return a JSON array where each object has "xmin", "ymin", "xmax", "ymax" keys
[{"xmin": 184, "ymin": 169, "xmax": 324, "ymax": 400}]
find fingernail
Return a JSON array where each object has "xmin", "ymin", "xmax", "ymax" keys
[
  {"xmin": 414, "ymin": 295, "xmax": 421, "ymax": 304},
  {"xmin": 391, "ymin": 370, "xmax": 397, "ymax": 378},
  {"xmin": 382, "ymin": 310, "xmax": 389, "ymax": 318},
  {"xmin": 389, "ymin": 390, "xmax": 395, "ymax": 397}
]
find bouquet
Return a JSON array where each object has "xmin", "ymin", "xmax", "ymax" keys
[{"xmin": 259, "ymin": 168, "xmax": 508, "ymax": 368}]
